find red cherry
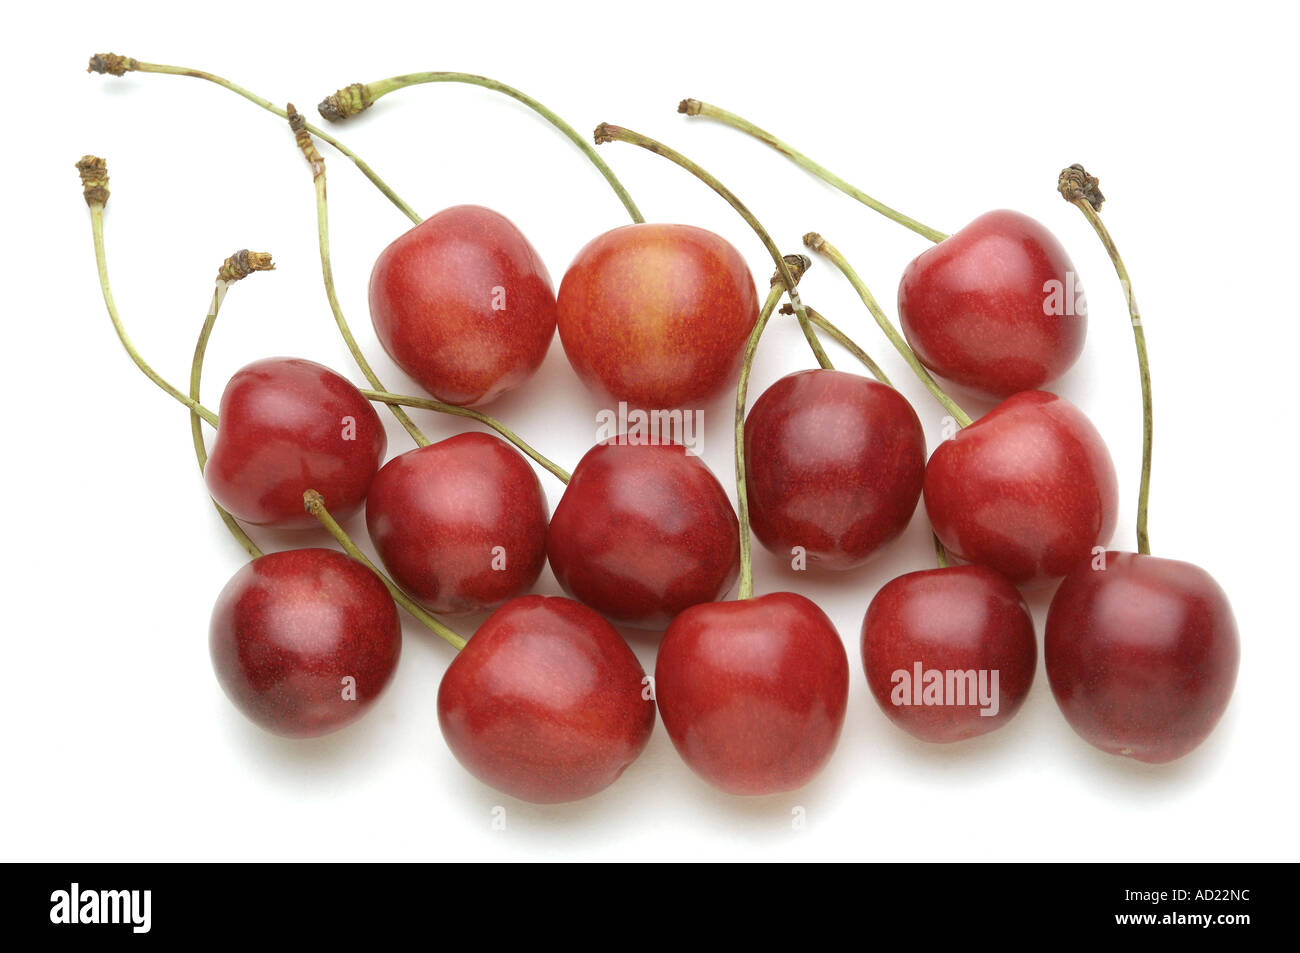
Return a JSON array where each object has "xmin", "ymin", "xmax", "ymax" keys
[
  {"xmin": 1045, "ymin": 552, "xmax": 1239, "ymax": 763},
  {"xmin": 365, "ymin": 432, "xmax": 549, "ymax": 615},
  {"xmin": 862, "ymin": 566, "xmax": 1036, "ymax": 743},
  {"xmin": 369, "ymin": 205, "xmax": 557, "ymax": 407},
  {"xmin": 899, "ymin": 210, "xmax": 1086, "ymax": 400},
  {"xmin": 437, "ymin": 595, "xmax": 655, "ymax": 803},
  {"xmin": 923, "ymin": 390, "xmax": 1118, "ymax": 588},
  {"xmin": 546, "ymin": 440, "xmax": 740, "ymax": 629},
  {"xmin": 655, "ymin": 592, "xmax": 848, "ymax": 795},
  {"xmin": 744, "ymin": 369, "xmax": 926, "ymax": 570},
  {"xmin": 205, "ymin": 357, "xmax": 387, "ymax": 529},
  {"xmin": 556, "ymin": 223, "xmax": 759, "ymax": 408},
  {"xmin": 210, "ymin": 548, "xmax": 402, "ymax": 738}
]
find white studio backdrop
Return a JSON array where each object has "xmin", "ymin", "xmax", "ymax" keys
[{"xmin": 3, "ymin": 0, "xmax": 1296, "ymax": 861}]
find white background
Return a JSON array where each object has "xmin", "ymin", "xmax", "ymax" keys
[{"xmin": 4, "ymin": 1, "xmax": 1297, "ymax": 862}]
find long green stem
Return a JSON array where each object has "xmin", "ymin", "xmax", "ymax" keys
[
  {"xmin": 87, "ymin": 54, "xmax": 420, "ymax": 224},
  {"xmin": 360, "ymin": 390, "xmax": 570, "ymax": 483},
  {"xmin": 319, "ymin": 73, "xmax": 643, "ymax": 224},
  {"xmin": 786, "ymin": 304, "xmax": 892, "ymax": 386},
  {"xmin": 593, "ymin": 123, "xmax": 833, "ymax": 371},
  {"xmin": 191, "ymin": 283, "xmax": 225, "ymax": 473},
  {"xmin": 79, "ymin": 157, "xmax": 219, "ymax": 427},
  {"xmin": 287, "ymin": 107, "xmax": 429, "ymax": 447},
  {"xmin": 1059, "ymin": 165, "xmax": 1151, "ymax": 555},
  {"xmin": 735, "ymin": 283, "xmax": 790, "ymax": 600},
  {"xmin": 804, "ymin": 232, "xmax": 972, "ymax": 428},
  {"xmin": 679, "ymin": 99, "xmax": 948, "ymax": 244},
  {"xmin": 190, "ymin": 253, "xmax": 275, "ymax": 560},
  {"xmin": 304, "ymin": 491, "xmax": 467, "ymax": 651}
]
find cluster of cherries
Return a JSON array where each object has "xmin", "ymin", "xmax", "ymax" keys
[{"xmin": 82, "ymin": 55, "xmax": 1239, "ymax": 805}]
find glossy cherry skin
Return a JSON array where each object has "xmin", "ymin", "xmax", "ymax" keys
[
  {"xmin": 655, "ymin": 592, "xmax": 849, "ymax": 795},
  {"xmin": 365, "ymin": 432, "xmax": 549, "ymax": 615},
  {"xmin": 556, "ymin": 223, "xmax": 759, "ymax": 409},
  {"xmin": 437, "ymin": 595, "xmax": 655, "ymax": 803},
  {"xmin": 205, "ymin": 358, "xmax": 387, "ymax": 529},
  {"xmin": 1045, "ymin": 552, "xmax": 1239, "ymax": 763},
  {"xmin": 745, "ymin": 369, "xmax": 926, "ymax": 570},
  {"xmin": 923, "ymin": 390, "xmax": 1118, "ymax": 588},
  {"xmin": 210, "ymin": 549, "xmax": 402, "ymax": 738},
  {"xmin": 546, "ymin": 440, "xmax": 740, "ymax": 629},
  {"xmin": 899, "ymin": 210, "xmax": 1086, "ymax": 400},
  {"xmin": 862, "ymin": 566, "xmax": 1036, "ymax": 743},
  {"xmin": 369, "ymin": 205, "xmax": 557, "ymax": 407}
]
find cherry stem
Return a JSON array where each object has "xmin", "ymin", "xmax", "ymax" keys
[
  {"xmin": 78, "ymin": 156, "xmax": 218, "ymax": 428},
  {"xmin": 678, "ymin": 99, "xmax": 948, "ymax": 244},
  {"xmin": 781, "ymin": 303, "xmax": 893, "ymax": 386},
  {"xmin": 804, "ymin": 232, "xmax": 972, "ymax": 428},
  {"xmin": 191, "ymin": 251, "xmax": 275, "ymax": 560},
  {"xmin": 933, "ymin": 533, "xmax": 950, "ymax": 569},
  {"xmin": 287, "ymin": 105, "xmax": 431, "ymax": 448},
  {"xmin": 1059, "ymin": 165, "xmax": 1151, "ymax": 555},
  {"xmin": 593, "ymin": 122, "xmax": 834, "ymax": 371},
  {"xmin": 87, "ymin": 54, "xmax": 421, "ymax": 225},
  {"xmin": 735, "ymin": 275, "xmax": 802, "ymax": 600},
  {"xmin": 319, "ymin": 73, "xmax": 644, "ymax": 224},
  {"xmin": 303, "ymin": 491, "xmax": 467, "ymax": 651},
  {"xmin": 359, "ymin": 390, "xmax": 570, "ymax": 484}
]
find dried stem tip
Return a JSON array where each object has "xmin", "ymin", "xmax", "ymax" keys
[
  {"xmin": 677, "ymin": 98, "xmax": 703, "ymax": 116},
  {"xmin": 87, "ymin": 53, "xmax": 137, "ymax": 76},
  {"xmin": 287, "ymin": 104, "xmax": 324, "ymax": 177},
  {"xmin": 303, "ymin": 489, "xmax": 325, "ymax": 515},
  {"xmin": 217, "ymin": 250, "xmax": 275, "ymax": 283},
  {"xmin": 592, "ymin": 122, "xmax": 617, "ymax": 145},
  {"xmin": 1059, "ymin": 163, "xmax": 1105, "ymax": 210},
  {"xmin": 802, "ymin": 232, "xmax": 826, "ymax": 253},
  {"xmin": 771, "ymin": 254, "xmax": 811, "ymax": 287},
  {"xmin": 76, "ymin": 155, "xmax": 109, "ymax": 207},
  {"xmin": 317, "ymin": 83, "xmax": 371, "ymax": 122}
]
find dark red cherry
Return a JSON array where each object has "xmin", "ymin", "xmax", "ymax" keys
[
  {"xmin": 546, "ymin": 440, "xmax": 740, "ymax": 629},
  {"xmin": 209, "ymin": 548, "xmax": 402, "ymax": 738},
  {"xmin": 205, "ymin": 357, "xmax": 387, "ymax": 529},
  {"xmin": 744, "ymin": 369, "xmax": 926, "ymax": 570},
  {"xmin": 365, "ymin": 432, "xmax": 549, "ymax": 615},
  {"xmin": 862, "ymin": 565, "xmax": 1036, "ymax": 743},
  {"xmin": 369, "ymin": 205, "xmax": 557, "ymax": 407},
  {"xmin": 923, "ymin": 390, "xmax": 1118, "ymax": 588},
  {"xmin": 655, "ymin": 592, "xmax": 849, "ymax": 795},
  {"xmin": 899, "ymin": 210, "xmax": 1086, "ymax": 400},
  {"xmin": 437, "ymin": 595, "xmax": 655, "ymax": 803},
  {"xmin": 556, "ymin": 223, "xmax": 759, "ymax": 409},
  {"xmin": 1045, "ymin": 552, "xmax": 1239, "ymax": 763}
]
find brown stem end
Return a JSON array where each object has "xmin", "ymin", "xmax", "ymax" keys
[
  {"xmin": 287, "ymin": 104, "xmax": 324, "ymax": 178},
  {"xmin": 317, "ymin": 83, "xmax": 371, "ymax": 123},
  {"xmin": 76, "ymin": 155, "xmax": 109, "ymax": 207},
  {"xmin": 1059, "ymin": 163, "xmax": 1105, "ymax": 211},
  {"xmin": 677, "ymin": 98, "xmax": 702, "ymax": 116},
  {"xmin": 770, "ymin": 254, "xmax": 811, "ymax": 287},
  {"xmin": 217, "ymin": 250, "xmax": 275, "ymax": 283},
  {"xmin": 802, "ymin": 231, "xmax": 826, "ymax": 253},
  {"xmin": 87, "ymin": 53, "xmax": 137, "ymax": 76},
  {"xmin": 303, "ymin": 489, "xmax": 325, "ymax": 515},
  {"xmin": 592, "ymin": 122, "xmax": 618, "ymax": 145}
]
